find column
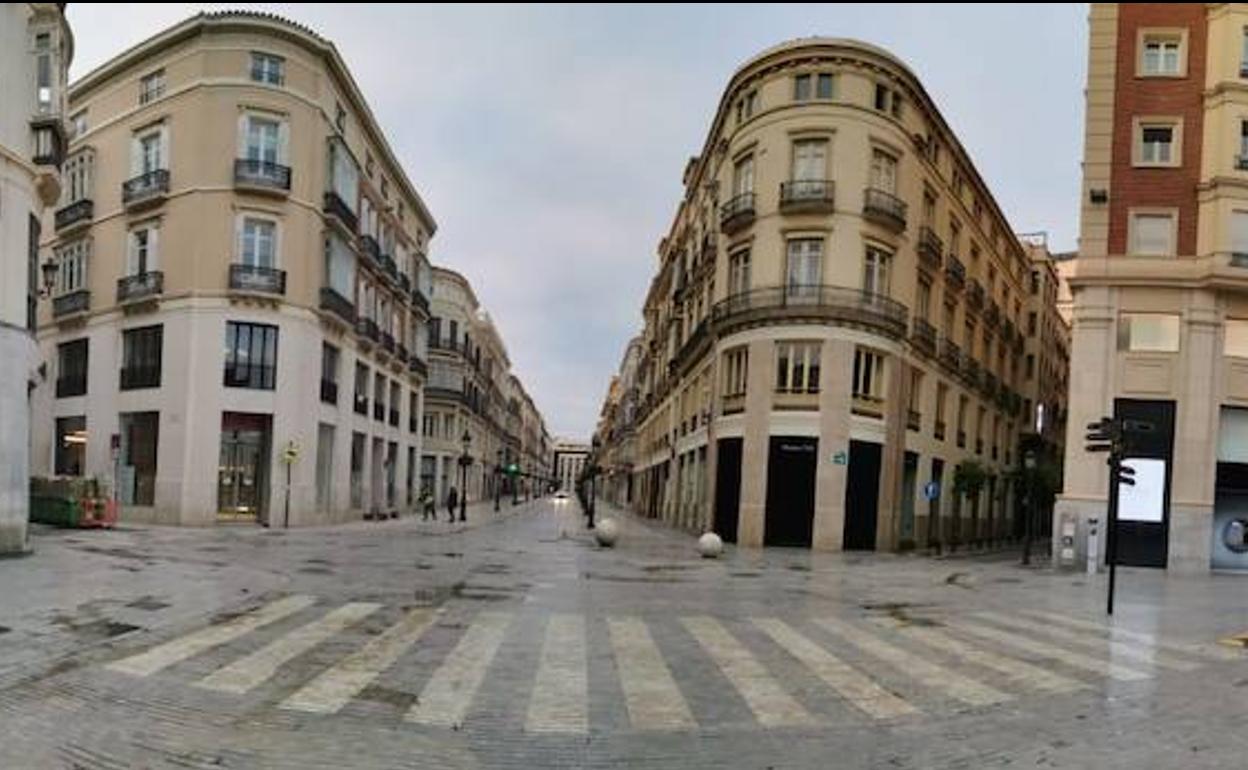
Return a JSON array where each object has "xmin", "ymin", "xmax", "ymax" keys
[
  {"xmin": 737, "ymin": 339, "xmax": 773, "ymax": 547},
  {"xmin": 812, "ymin": 338, "xmax": 853, "ymax": 550}
]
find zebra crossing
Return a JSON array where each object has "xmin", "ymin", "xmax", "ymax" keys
[{"xmin": 101, "ymin": 596, "xmax": 1239, "ymax": 734}]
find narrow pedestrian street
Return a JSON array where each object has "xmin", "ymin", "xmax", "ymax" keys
[{"xmin": 1, "ymin": 498, "xmax": 1247, "ymax": 768}]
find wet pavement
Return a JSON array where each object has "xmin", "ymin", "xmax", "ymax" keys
[{"xmin": 2, "ymin": 497, "xmax": 1248, "ymax": 768}]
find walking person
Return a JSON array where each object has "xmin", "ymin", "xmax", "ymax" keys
[
  {"xmin": 446, "ymin": 486, "xmax": 459, "ymax": 523},
  {"xmin": 420, "ymin": 486, "xmax": 434, "ymax": 521}
]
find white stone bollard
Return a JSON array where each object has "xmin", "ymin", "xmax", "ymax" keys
[
  {"xmin": 697, "ymin": 532, "xmax": 723, "ymax": 558},
  {"xmin": 594, "ymin": 518, "xmax": 618, "ymax": 547}
]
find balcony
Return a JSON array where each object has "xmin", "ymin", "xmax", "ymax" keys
[
  {"xmin": 396, "ymin": 343, "xmax": 409, "ymax": 364},
  {"xmin": 940, "ymin": 338, "xmax": 962, "ymax": 371},
  {"xmin": 55, "ymin": 199, "xmax": 93, "ymax": 232},
  {"xmin": 916, "ymin": 226, "xmax": 943, "ymax": 270},
  {"xmin": 944, "ymin": 255, "xmax": 966, "ymax": 290},
  {"xmin": 353, "ymin": 394, "xmax": 368, "ymax": 416},
  {"xmin": 934, "ymin": 420, "xmax": 946, "ymax": 441},
  {"xmin": 360, "ymin": 234, "xmax": 382, "ymax": 266},
  {"xmin": 907, "ymin": 409, "xmax": 921, "ymax": 431},
  {"xmin": 234, "ymin": 159, "xmax": 291, "ymax": 195},
  {"xmin": 779, "ymin": 179, "xmax": 835, "ymax": 214},
  {"xmin": 373, "ymin": 402, "xmax": 385, "ymax": 422},
  {"xmin": 911, "ymin": 317, "xmax": 937, "ymax": 354},
  {"xmin": 412, "ymin": 288, "xmax": 430, "ymax": 316},
  {"xmin": 116, "ymin": 271, "xmax": 163, "ymax": 304},
  {"xmin": 862, "ymin": 188, "xmax": 907, "ymax": 232},
  {"xmin": 409, "ymin": 356, "xmax": 428, "ymax": 379},
  {"xmin": 712, "ymin": 285, "xmax": 908, "ymax": 341},
  {"xmin": 719, "ymin": 192, "xmax": 756, "ymax": 234},
  {"xmin": 320, "ymin": 379, "xmax": 338, "ymax": 405},
  {"xmin": 382, "ymin": 254, "xmax": 398, "ymax": 282},
  {"xmin": 398, "ymin": 273, "xmax": 411, "ymax": 295},
  {"xmin": 30, "ymin": 115, "xmax": 66, "ymax": 167},
  {"xmin": 323, "ymin": 190, "xmax": 358, "ymax": 232},
  {"xmin": 964, "ymin": 357, "xmax": 981, "ymax": 387},
  {"xmin": 1238, "ymin": 154, "xmax": 1248, "ymax": 172},
  {"xmin": 967, "ymin": 279, "xmax": 985, "ymax": 310},
  {"xmin": 984, "ymin": 301, "xmax": 1000, "ymax": 328},
  {"xmin": 122, "ymin": 169, "xmax": 170, "ymax": 210},
  {"xmin": 319, "ymin": 287, "xmax": 356, "ymax": 325},
  {"xmin": 356, "ymin": 317, "xmax": 380, "ymax": 344},
  {"xmin": 380, "ymin": 330, "xmax": 396, "ymax": 355},
  {"xmin": 389, "ymin": 408, "xmax": 400, "ymax": 427},
  {"xmin": 229, "ymin": 264, "xmax": 287, "ymax": 296},
  {"xmin": 53, "ymin": 289, "xmax": 90, "ymax": 319}
]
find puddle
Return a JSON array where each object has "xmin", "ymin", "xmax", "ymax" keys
[
  {"xmin": 585, "ymin": 571, "xmax": 687, "ymax": 584},
  {"xmin": 730, "ymin": 571, "xmax": 762, "ymax": 578},
  {"xmin": 0, "ymin": 626, "xmax": 9, "ymax": 634},
  {"xmin": 641, "ymin": 563, "xmax": 697, "ymax": 573},
  {"xmin": 298, "ymin": 566, "xmax": 334, "ymax": 575},
  {"xmin": 442, "ymin": 552, "xmax": 463, "ymax": 559},
  {"xmin": 473, "ymin": 563, "xmax": 510, "ymax": 575},
  {"xmin": 125, "ymin": 596, "xmax": 170, "ymax": 612},
  {"xmin": 861, "ymin": 601, "xmax": 942, "ymax": 627},
  {"xmin": 786, "ymin": 564, "xmax": 812, "ymax": 572},
  {"xmin": 357, "ymin": 685, "xmax": 416, "ymax": 708}
]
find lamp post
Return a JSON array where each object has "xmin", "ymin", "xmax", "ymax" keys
[
  {"xmin": 458, "ymin": 430, "xmax": 471, "ymax": 522},
  {"xmin": 512, "ymin": 463, "xmax": 520, "ymax": 506},
  {"xmin": 494, "ymin": 448, "xmax": 503, "ymax": 512},
  {"xmin": 1021, "ymin": 448, "xmax": 1037, "ymax": 566},
  {"xmin": 40, "ymin": 257, "xmax": 60, "ymax": 297},
  {"xmin": 587, "ymin": 436, "xmax": 601, "ymax": 529}
]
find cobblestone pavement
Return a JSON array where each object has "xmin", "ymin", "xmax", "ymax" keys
[{"xmin": 3, "ymin": 497, "xmax": 1248, "ymax": 769}]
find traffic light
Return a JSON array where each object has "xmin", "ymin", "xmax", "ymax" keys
[
  {"xmin": 1085, "ymin": 417, "xmax": 1118, "ymax": 454},
  {"xmin": 1115, "ymin": 460, "xmax": 1136, "ymax": 487}
]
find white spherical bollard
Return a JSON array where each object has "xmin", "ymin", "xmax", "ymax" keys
[
  {"xmin": 594, "ymin": 518, "xmax": 619, "ymax": 547},
  {"xmin": 697, "ymin": 532, "xmax": 724, "ymax": 558}
]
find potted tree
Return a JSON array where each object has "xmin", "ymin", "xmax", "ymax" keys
[{"xmin": 952, "ymin": 460, "xmax": 988, "ymax": 551}]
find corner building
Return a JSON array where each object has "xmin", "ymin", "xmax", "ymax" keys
[
  {"xmin": 31, "ymin": 12, "xmax": 436, "ymax": 526},
  {"xmin": 1059, "ymin": 3, "xmax": 1248, "ymax": 573},
  {"xmin": 613, "ymin": 39, "xmax": 1065, "ymax": 551}
]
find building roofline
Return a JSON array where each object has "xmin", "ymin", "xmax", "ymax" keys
[{"xmin": 68, "ymin": 10, "xmax": 436, "ymax": 234}]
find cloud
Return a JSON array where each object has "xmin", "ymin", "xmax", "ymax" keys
[{"xmin": 65, "ymin": 3, "xmax": 1087, "ymax": 438}]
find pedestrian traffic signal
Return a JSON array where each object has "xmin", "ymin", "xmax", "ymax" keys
[{"xmin": 1085, "ymin": 417, "xmax": 1118, "ymax": 453}]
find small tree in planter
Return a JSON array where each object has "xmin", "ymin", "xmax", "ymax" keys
[{"xmin": 952, "ymin": 460, "xmax": 988, "ymax": 550}]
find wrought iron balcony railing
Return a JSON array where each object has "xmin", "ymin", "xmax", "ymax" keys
[
  {"xmin": 122, "ymin": 169, "xmax": 170, "ymax": 208},
  {"xmin": 779, "ymin": 179, "xmax": 834, "ymax": 212},
  {"xmin": 862, "ymin": 188, "xmax": 907, "ymax": 232},
  {"xmin": 711, "ymin": 285, "xmax": 908, "ymax": 340},
  {"xmin": 116, "ymin": 271, "xmax": 163, "ymax": 303},
  {"xmin": 234, "ymin": 159, "xmax": 291, "ymax": 192},
  {"xmin": 229, "ymin": 264, "xmax": 286, "ymax": 295},
  {"xmin": 55, "ymin": 199, "xmax": 93, "ymax": 231},
  {"xmin": 719, "ymin": 192, "xmax": 756, "ymax": 234}
]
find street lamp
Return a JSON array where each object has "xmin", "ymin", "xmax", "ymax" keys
[
  {"xmin": 39, "ymin": 257, "xmax": 59, "ymax": 298},
  {"xmin": 494, "ymin": 448, "xmax": 503, "ymax": 512},
  {"xmin": 512, "ymin": 463, "xmax": 521, "ymax": 506},
  {"xmin": 458, "ymin": 430, "xmax": 472, "ymax": 522},
  {"xmin": 1021, "ymin": 447, "xmax": 1037, "ymax": 566}
]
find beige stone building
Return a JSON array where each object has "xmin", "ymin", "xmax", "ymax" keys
[
  {"xmin": 1059, "ymin": 3, "xmax": 1248, "ymax": 572},
  {"xmin": 595, "ymin": 38, "xmax": 1068, "ymax": 552},
  {"xmin": 31, "ymin": 11, "xmax": 438, "ymax": 526},
  {"xmin": 421, "ymin": 267, "xmax": 550, "ymax": 509},
  {"xmin": 0, "ymin": 3, "xmax": 72, "ymax": 552}
]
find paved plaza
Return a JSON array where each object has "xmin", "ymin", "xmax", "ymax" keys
[{"xmin": 2, "ymin": 498, "xmax": 1248, "ymax": 768}]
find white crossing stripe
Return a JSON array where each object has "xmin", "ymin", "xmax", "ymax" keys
[
  {"xmin": 608, "ymin": 617, "xmax": 696, "ymax": 730},
  {"xmin": 195, "ymin": 603, "xmax": 381, "ymax": 694},
  {"xmin": 815, "ymin": 617, "xmax": 1010, "ymax": 707},
  {"xmin": 526, "ymin": 614, "xmax": 588, "ymax": 733},
  {"xmin": 281, "ymin": 608, "xmax": 436, "ymax": 714},
  {"xmin": 946, "ymin": 618, "xmax": 1151, "ymax": 681},
  {"xmin": 407, "ymin": 612, "xmax": 512, "ymax": 728},
  {"xmin": 107, "ymin": 595, "xmax": 317, "ymax": 677},
  {"xmin": 976, "ymin": 612, "xmax": 1200, "ymax": 672},
  {"xmin": 1022, "ymin": 610, "xmax": 1239, "ymax": 661},
  {"xmin": 752, "ymin": 618, "xmax": 918, "ymax": 719},
  {"xmin": 681, "ymin": 616, "xmax": 814, "ymax": 728},
  {"xmin": 870, "ymin": 618, "xmax": 1085, "ymax": 695}
]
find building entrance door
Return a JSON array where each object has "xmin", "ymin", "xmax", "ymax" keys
[
  {"xmin": 218, "ymin": 412, "xmax": 271, "ymax": 523},
  {"xmin": 714, "ymin": 437, "xmax": 742, "ymax": 543},
  {"xmin": 844, "ymin": 440, "xmax": 882, "ymax": 550},
  {"xmin": 764, "ymin": 436, "xmax": 817, "ymax": 547}
]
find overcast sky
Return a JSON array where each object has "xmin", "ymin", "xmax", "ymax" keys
[{"xmin": 65, "ymin": 4, "xmax": 1088, "ymax": 441}]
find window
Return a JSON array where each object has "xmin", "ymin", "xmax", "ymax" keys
[
  {"xmin": 56, "ymin": 339, "xmax": 88, "ymax": 398},
  {"xmin": 250, "ymin": 52, "xmax": 284, "ymax": 85},
  {"xmin": 922, "ymin": 191, "xmax": 936, "ymax": 226},
  {"xmin": 324, "ymin": 231, "xmax": 356, "ymax": 300},
  {"xmin": 786, "ymin": 239, "xmax": 823, "ymax": 298},
  {"xmin": 224, "ymin": 322, "xmax": 278, "ymax": 389},
  {"xmin": 949, "ymin": 217, "xmax": 962, "ymax": 257},
  {"xmin": 354, "ymin": 363, "xmax": 369, "ymax": 414},
  {"xmin": 321, "ymin": 343, "xmax": 339, "ymax": 402},
  {"xmin": 1129, "ymin": 212, "xmax": 1175, "ymax": 256},
  {"xmin": 55, "ymin": 238, "xmax": 89, "ymax": 295},
  {"xmin": 874, "ymin": 83, "xmax": 888, "ymax": 111},
  {"xmin": 335, "ymin": 101, "xmax": 346, "ymax": 132},
  {"xmin": 791, "ymin": 139, "xmax": 827, "ymax": 182},
  {"xmin": 943, "ymin": 302, "xmax": 956, "ymax": 338},
  {"xmin": 1140, "ymin": 35, "xmax": 1181, "ymax": 76},
  {"xmin": 852, "ymin": 347, "xmax": 884, "ymax": 401},
  {"xmin": 35, "ymin": 31, "xmax": 52, "ymax": 112},
  {"xmin": 1030, "ymin": 270, "xmax": 1040, "ymax": 295},
  {"xmin": 136, "ymin": 128, "xmax": 164, "ymax": 174},
  {"xmin": 1227, "ymin": 320, "xmax": 1248, "ymax": 358},
  {"xmin": 794, "ymin": 74, "xmax": 811, "ymax": 101},
  {"xmin": 316, "ymin": 424, "xmax": 334, "ymax": 509},
  {"xmin": 863, "ymin": 244, "xmax": 891, "ymax": 297},
  {"xmin": 935, "ymin": 382, "xmax": 949, "ymax": 437},
  {"xmin": 55, "ymin": 416, "xmax": 86, "ymax": 477},
  {"xmin": 1026, "ymin": 354, "xmax": 1035, "ymax": 380},
  {"xmin": 239, "ymin": 217, "xmax": 276, "ymax": 268},
  {"xmin": 1136, "ymin": 123, "xmax": 1177, "ymax": 166},
  {"xmin": 128, "ymin": 223, "xmax": 159, "ymax": 275},
  {"xmin": 244, "ymin": 115, "xmax": 282, "ymax": 165},
  {"xmin": 957, "ymin": 395, "xmax": 969, "ymax": 445},
  {"xmin": 1119, "ymin": 313, "xmax": 1180, "ymax": 352},
  {"xmin": 870, "ymin": 148, "xmax": 897, "ymax": 194},
  {"xmin": 1243, "ymin": 28, "xmax": 1248, "ymax": 77},
  {"xmin": 327, "ymin": 135, "xmax": 359, "ymax": 212},
  {"xmin": 390, "ymin": 382, "xmax": 401, "ymax": 426},
  {"xmin": 728, "ymin": 249, "xmax": 750, "ymax": 296},
  {"xmin": 1233, "ymin": 211, "xmax": 1248, "ymax": 256},
  {"xmin": 350, "ymin": 432, "xmax": 364, "ymax": 508},
  {"xmin": 817, "ymin": 73, "xmax": 834, "ymax": 99},
  {"xmin": 916, "ymin": 278, "xmax": 931, "ymax": 320},
  {"xmin": 733, "ymin": 155, "xmax": 754, "ymax": 196},
  {"xmin": 776, "ymin": 341, "xmax": 821, "ymax": 394},
  {"xmin": 139, "ymin": 70, "xmax": 165, "ymax": 104},
  {"xmin": 62, "ymin": 150, "xmax": 93, "ymax": 204},
  {"xmin": 119, "ymin": 411, "xmax": 159, "ymax": 506},
  {"xmin": 70, "ymin": 110, "xmax": 87, "ymax": 139},
  {"xmin": 722, "ymin": 347, "xmax": 748, "ymax": 398},
  {"xmin": 908, "ymin": 369, "xmax": 924, "ymax": 423}
]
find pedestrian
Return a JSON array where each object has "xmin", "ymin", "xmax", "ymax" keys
[
  {"xmin": 446, "ymin": 486, "xmax": 459, "ymax": 523},
  {"xmin": 420, "ymin": 487, "xmax": 434, "ymax": 521}
]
